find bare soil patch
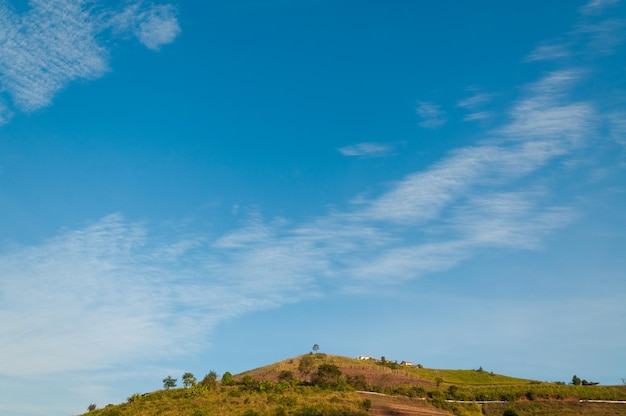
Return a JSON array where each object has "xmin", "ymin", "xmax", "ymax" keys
[{"xmin": 357, "ymin": 392, "xmax": 450, "ymax": 416}]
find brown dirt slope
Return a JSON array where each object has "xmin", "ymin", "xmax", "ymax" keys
[
  {"xmin": 357, "ymin": 392, "xmax": 450, "ymax": 416},
  {"xmin": 237, "ymin": 353, "xmax": 435, "ymax": 388}
]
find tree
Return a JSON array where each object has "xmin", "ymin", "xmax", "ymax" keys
[
  {"xmin": 201, "ymin": 370, "xmax": 218, "ymax": 389},
  {"xmin": 221, "ymin": 371, "xmax": 235, "ymax": 386},
  {"xmin": 241, "ymin": 375, "xmax": 260, "ymax": 391},
  {"xmin": 447, "ymin": 385, "xmax": 459, "ymax": 399},
  {"xmin": 347, "ymin": 374, "xmax": 367, "ymax": 390},
  {"xmin": 312, "ymin": 363, "xmax": 342, "ymax": 388},
  {"xmin": 87, "ymin": 404, "xmax": 97, "ymax": 412},
  {"xmin": 312, "ymin": 344, "xmax": 320, "ymax": 354},
  {"xmin": 278, "ymin": 370, "xmax": 295, "ymax": 382},
  {"xmin": 571, "ymin": 375, "xmax": 581, "ymax": 386},
  {"xmin": 163, "ymin": 375, "xmax": 177, "ymax": 390},
  {"xmin": 182, "ymin": 372, "xmax": 197, "ymax": 388}
]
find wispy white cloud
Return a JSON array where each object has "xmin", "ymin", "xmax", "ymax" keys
[
  {"xmin": 463, "ymin": 111, "xmax": 490, "ymax": 121},
  {"xmin": 457, "ymin": 88, "xmax": 493, "ymax": 122},
  {"xmin": 0, "ymin": 0, "xmax": 108, "ymax": 112},
  {"xmin": 610, "ymin": 110, "xmax": 626, "ymax": 138},
  {"xmin": 0, "ymin": 98, "xmax": 12, "ymax": 125},
  {"xmin": 0, "ymin": 214, "xmax": 313, "ymax": 377},
  {"xmin": 343, "ymin": 241, "xmax": 469, "ymax": 284},
  {"xmin": 337, "ymin": 70, "xmax": 592, "ymax": 284},
  {"xmin": 501, "ymin": 70, "xmax": 593, "ymax": 147},
  {"xmin": 576, "ymin": 18, "xmax": 626, "ymax": 56},
  {"xmin": 356, "ymin": 140, "xmax": 571, "ymax": 226},
  {"xmin": 0, "ymin": 0, "xmax": 180, "ymax": 118},
  {"xmin": 527, "ymin": 2, "xmax": 624, "ymax": 62},
  {"xmin": 581, "ymin": 0, "xmax": 620, "ymax": 15},
  {"xmin": 457, "ymin": 90, "xmax": 491, "ymax": 110},
  {"xmin": 525, "ymin": 42, "xmax": 572, "ymax": 62},
  {"xmin": 448, "ymin": 191, "xmax": 575, "ymax": 249},
  {"xmin": 110, "ymin": 2, "xmax": 181, "ymax": 51},
  {"xmin": 416, "ymin": 100, "xmax": 447, "ymax": 128},
  {"xmin": 0, "ymin": 215, "xmax": 164, "ymax": 376},
  {"xmin": 0, "ymin": 61, "xmax": 597, "ymax": 379},
  {"xmin": 605, "ymin": 111, "xmax": 626, "ymax": 149},
  {"xmin": 338, "ymin": 142, "xmax": 394, "ymax": 158},
  {"xmin": 136, "ymin": 4, "xmax": 180, "ymax": 50},
  {"xmin": 361, "ymin": 147, "xmax": 495, "ymax": 224}
]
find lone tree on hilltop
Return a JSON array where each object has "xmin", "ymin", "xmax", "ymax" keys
[
  {"xmin": 163, "ymin": 375, "xmax": 177, "ymax": 390},
  {"xmin": 312, "ymin": 344, "xmax": 320, "ymax": 354},
  {"xmin": 571, "ymin": 375, "xmax": 581, "ymax": 386}
]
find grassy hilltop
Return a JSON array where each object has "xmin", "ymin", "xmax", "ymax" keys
[{"xmin": 81, "ymin": 353, "xmax": 626, "ymax": 416}]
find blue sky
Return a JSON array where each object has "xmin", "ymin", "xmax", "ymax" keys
[{"xmin": 1, "ymin": 0, "xmax": 626, "ymax": 414}]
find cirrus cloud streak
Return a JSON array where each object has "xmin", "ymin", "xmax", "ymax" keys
[{"xmin": 0, "ymin": 0, "xmax": 180, "ymax": 123}]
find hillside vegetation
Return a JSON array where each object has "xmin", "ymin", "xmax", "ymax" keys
[{"xmin": 81, "ymin": 353, "xmax": 626, "ymax": 416}]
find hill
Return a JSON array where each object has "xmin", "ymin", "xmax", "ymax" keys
[
  {"xmin": 236, "ymin": 353, "xmax": 533, "ymax": 387},
  {"xmin": 80, "ymin": 353, "xmax": 626, "ymax": 416}
]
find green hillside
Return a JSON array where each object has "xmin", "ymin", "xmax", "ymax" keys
[{"xmin": 80, "ymin": 354, "xmax": 626, "ymax": 416}]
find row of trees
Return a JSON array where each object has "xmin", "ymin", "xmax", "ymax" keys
[
  {"xmin": 160, "ymin": 345, "xmax": 324, "ymax": 392},
  {"xmin": 161, "ymin": 370, "xmax": 606, "ymax": 391},
  {"xmin": 160, "ymin": 344, "xmax": 324, "ymax": 392},
  {"xmin": 571, "ymin": 374, "xmax": 598, "ymax": 386},
  {"xmin": 163, "ymin": 363, "xmax": 347, "ymax": 395},
  {"xmin": 163, "ymin": 371, "xmax": 220, "ymax": 390}
]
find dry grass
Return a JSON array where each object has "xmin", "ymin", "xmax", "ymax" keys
[{"xmin": 86, "ymin": 385, "xmax": 370, "ymax": 416}]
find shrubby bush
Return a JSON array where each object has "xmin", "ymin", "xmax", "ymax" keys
[
  {"xmin": 221, "ymin": 371, "xmax": 235, "ymax": 386},
  {"xmin": 312, "ymin": 364, "xmax": 342, "ymax": 389},
  {"xmin": 346, "ymin": 374, "xmax": 367, "ymax": 390},
  {"xmin": 127, "ymin": 393, "xmax": 142, "ymax": 403},
  {"xmin": 278, "ymin": 370, "xmax": 294, "ymax": 382}
]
